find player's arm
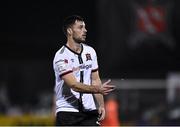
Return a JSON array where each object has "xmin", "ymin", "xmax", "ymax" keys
[
  {"xmin": 91, "ymin": 70, "xmax": 108, "ymax": 121},
  {"xmin": 61, "ymin": 72, "xmax": 114, "ymax": 95}
]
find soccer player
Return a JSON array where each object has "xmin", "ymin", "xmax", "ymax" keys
[{"xmin": 53, "ymin": 15, "xmax": 115, "ymax": 126}]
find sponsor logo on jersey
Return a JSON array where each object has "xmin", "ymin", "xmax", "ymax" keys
[
  {"xmin": 72, "ymin": 64, "xmax": 92, "ymax": 72},
  {"xmin": 79, "ymin": 64, "xmax": 92, "ymax": 70},
  {"xmin": 72, "ymin": 67, "xmax": 80, "ymax": 72},
  {"xmin": 71, "ymin": 59, "xmax": 74, "ymax": 62}
]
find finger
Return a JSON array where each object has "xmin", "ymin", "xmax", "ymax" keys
[
  {"xmin": 99, "ymin": 111, "xmax": 105, "ymax": 121},
  {"xmin": 104, "ymin": 84, "xmax": 115, "ymax": 88},
  {"xmin": 103, "ymin": 85, "xmax": 116, "ymax": 89},
  {"xmin": 98, "ymin": 108, "xmax": 102, "ymax": 115},
  {"xmin": 104, "ymin": 79, "xmax": 111, "ymax": 85},
  {"xmin": 104, "ymin": 87, "xmax": 115, "ymax": 92},
  {"xmin": 103, "ymin": 89, "xmax": 115, "ymax": 95},
  {"xmin": 103, "ymin": 86, "xmax": 115, "ymax": 93},
  {"xmin": 107, "ymin": 79, "xmax": 111, "ymax": 83},
  {"xmin": 99, "ymin": 115, "xmax": 103, "ymax": 121}
]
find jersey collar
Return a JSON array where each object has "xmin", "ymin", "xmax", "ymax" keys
[{"xmin": 64, "ymin": 43, "xmax": 83, "ymax": 55}]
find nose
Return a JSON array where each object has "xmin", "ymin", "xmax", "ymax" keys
[{"xmin": 84, "ymin": 28, "xmax": 87, "ymax": 33}]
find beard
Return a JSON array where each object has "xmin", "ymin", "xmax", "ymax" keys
[{"xmin": 73, "ymin": 36, "xmax": 86, "ymax": 44}]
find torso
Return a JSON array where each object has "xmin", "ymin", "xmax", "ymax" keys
[{"xmin": 53, "ymin": 43, "xmax": 98, "ymax": 113}]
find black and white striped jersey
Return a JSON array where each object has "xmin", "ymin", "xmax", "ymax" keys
[{"xmin": 53, "ymin": 43, "xmax": 98, "ymax": 113}]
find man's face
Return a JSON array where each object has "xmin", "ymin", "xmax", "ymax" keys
[{"xmin": 70, "ymin": 20, "xmax": 87, "ymax": 43}]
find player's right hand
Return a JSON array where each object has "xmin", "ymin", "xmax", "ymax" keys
[{"xmin": 100, "ymin": 79, "xmax": 115, "ymax": 95}]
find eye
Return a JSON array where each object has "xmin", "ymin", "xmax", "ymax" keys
[{"xmin": 79, "ymin": 25, "xmax": 83, "ymax": 29}]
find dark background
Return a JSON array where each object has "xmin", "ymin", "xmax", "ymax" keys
[
  {"xmin": 4, "ymin": 0, "xmax": 98, "ymax": 105},
  {"xmin": 3, "ymin": 0, "xmax": 180, "ymax": 106}
]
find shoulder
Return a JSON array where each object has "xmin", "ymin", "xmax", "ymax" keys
[
  {"xmin": 55, "ymin": 45, "xmax": 67, "ymax": 56},
  {"xmin": 82, "ymin": 43, "xmax": 96, "ymax": 53},
  {"xmin": 53, "ymin": 45, "xmax": 68, "ymax": 62}
]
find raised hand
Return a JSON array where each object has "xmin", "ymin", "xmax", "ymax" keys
[{"xmin": 99, "ymin": 79, "xmax": 115, "ymax": 95}]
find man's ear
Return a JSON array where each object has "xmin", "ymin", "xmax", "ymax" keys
[{"xmin": 67, "ymin": 28, "xmax": 72, "ymax": 35}]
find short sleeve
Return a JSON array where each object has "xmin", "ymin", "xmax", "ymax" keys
[
  {"xmin": 91, "ymin": 48, "xmax": 99, "ymax": 72},
  {"xmin": 54, "ymin": 54, "xmax": 72, "ymax": 78}
]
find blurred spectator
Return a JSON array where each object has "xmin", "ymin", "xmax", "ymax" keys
[{"xmin": 0, "ymin": 84, "xmax": 10, "ymax": 114}]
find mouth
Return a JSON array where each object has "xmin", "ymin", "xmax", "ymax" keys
[{"xmin": 82, "ymin": 35, "xmax": 86, "ymax": 38}]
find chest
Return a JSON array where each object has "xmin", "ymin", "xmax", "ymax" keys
[{"xmin": 69, "ymin": 52, "xmax": 93, "ymax": 72}]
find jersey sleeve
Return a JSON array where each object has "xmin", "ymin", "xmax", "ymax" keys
[
  {"xmin": 91, "ymin": 48, "xmax": 99, "ymax": 72},
  {"xmin": 54, "ymin": 54, "xmax": 73, "ymax": 78}
]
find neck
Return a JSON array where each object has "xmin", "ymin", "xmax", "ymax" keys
[{"xmin": 66, "ymin": 39, "xmax": 82, "ymax": 54}]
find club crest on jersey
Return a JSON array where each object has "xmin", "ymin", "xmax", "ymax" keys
[
  {"xmin": 64, "ymin": 59, "xmax": 68, "ymax": 63},
  {"xmin": 85, "ymin": 53, "xmax": 92, "ymax": 61}
]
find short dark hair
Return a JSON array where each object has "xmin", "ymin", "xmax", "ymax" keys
[{"xmin": 62, "ymin": 15, "xmax": 84, "ymax": 36}]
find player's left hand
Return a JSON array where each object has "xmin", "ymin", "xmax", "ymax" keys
[{"xmin": 98, "ymin": 106, "xmax": 105, "ymax": 121}]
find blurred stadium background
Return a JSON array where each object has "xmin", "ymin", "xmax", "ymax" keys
[{"xmin": 3, "ymin": 0, "xmax": 180, "ymax": 125}]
